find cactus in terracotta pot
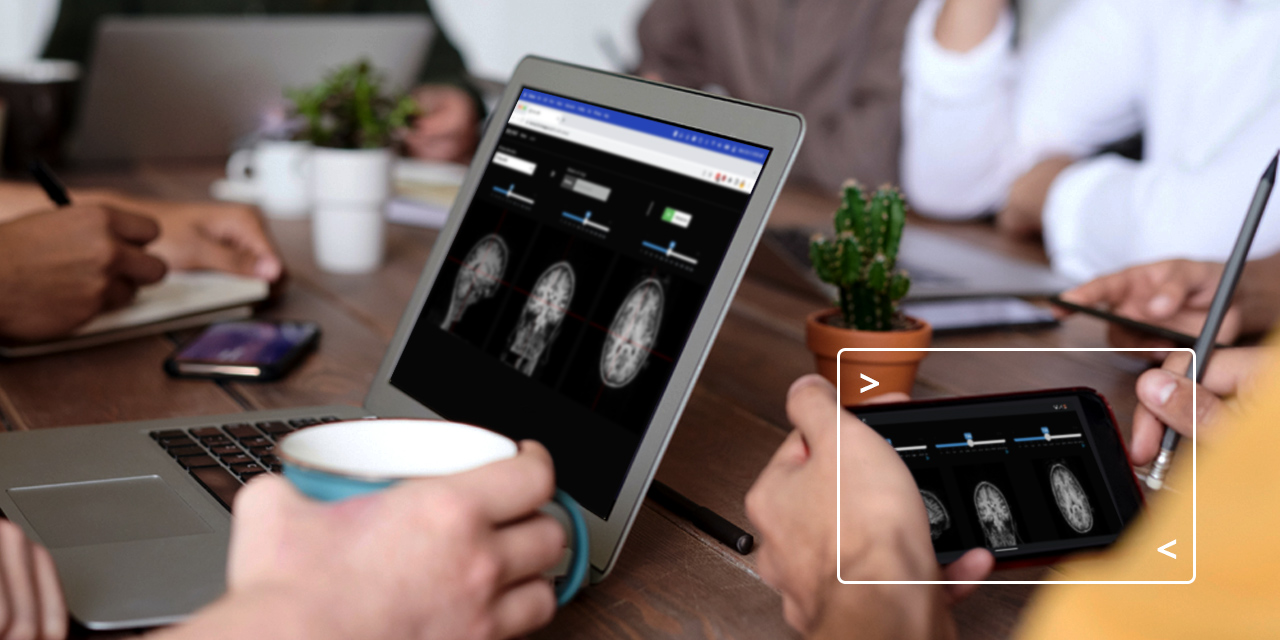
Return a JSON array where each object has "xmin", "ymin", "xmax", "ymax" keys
[{"xmin": 809, "ymin": 181, "xmax": 912, "ymax": 331}]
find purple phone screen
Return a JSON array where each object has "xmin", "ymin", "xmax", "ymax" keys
[{"xmin": 177, "ymin": 321, "xmax": 314, "ymax": 365}]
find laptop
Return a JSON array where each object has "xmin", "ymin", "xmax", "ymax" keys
[
  {"xmin": 69, "ymin": 16, "xmax": 434, "ymax": 161},
  {"xmin": 0, "ymin": 57, "xmax": 804, "ymax": 630},
  {"xmin": 754, "ymin": 225, "xmax": 1077, "ymax": 301}
]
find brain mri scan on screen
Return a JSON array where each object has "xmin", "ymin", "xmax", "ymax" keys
[
  {"xmin": 443, "ymin": 234, "xmax": 509, "ymax": 330},
  {"xmin": 505, "ymin": 261, "xmax": 576, "ymax": 376},
  {"xmin": 974, "ymin": 481, "xmax": 1019, "ymax": 548},
  {"xmin": 600, "ymin": 277, "xmax": 665, "ymax": 388}
]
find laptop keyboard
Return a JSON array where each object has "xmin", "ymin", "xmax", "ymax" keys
[{"xmin": 150, "ymin": 416, "xmax": 342, "ymax": 509}]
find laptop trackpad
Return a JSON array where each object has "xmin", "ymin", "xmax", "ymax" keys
[{"xmin": 7, "ymin": 476, "xmax": 212, "ymax": 548}]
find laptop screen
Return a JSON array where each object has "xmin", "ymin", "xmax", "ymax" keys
[{"xmin": 390, "ymin": 88, "xmax": 772, "ymax": 517}]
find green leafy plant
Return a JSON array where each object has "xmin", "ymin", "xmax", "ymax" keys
[
  {"xmin": 809, "ymin": 181, "xmax": 912, "ymax": 331},
  {"xmin": 288, "ymin": 59, "xmax": 418, "ymax": 149}
]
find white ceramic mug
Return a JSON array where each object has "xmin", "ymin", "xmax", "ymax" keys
[
  {"xmin": 310, "ymin": 147, "xmax": 392, "ymax": 274},
  {"xmin": 276, "ymin": 419, "xmax": 590, "ymax": 605},
  {"xmin": 226, "ymin": 140, "xmax": 312, "ymax": 219}
]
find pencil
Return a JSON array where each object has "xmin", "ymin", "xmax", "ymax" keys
[{"xmin": 1146, "ymin": 150, "xmax": 1278, "ymax": 490}]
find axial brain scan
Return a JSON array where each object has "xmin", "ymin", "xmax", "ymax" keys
[
  {"xmin": 600, "ymin": 278, "xmax": 665, "ymax": 388},
  {"xmin": 1049, "ymin": 463, "xmax": 1094, "ymax": 533},
  {"xmin": 973, "ymin": 481, "xmax": 1018, "ymax": 548},
  {"xmin": 442, "ymin": 234, "xmax": 509, "ymax": 331},
  {"xmin": 920, "ymin": 490, "xmax": 951, "ymax": 541},
  {"xmin": 506, "ymin": 261, "xmax": 576, "ymax": 376}
]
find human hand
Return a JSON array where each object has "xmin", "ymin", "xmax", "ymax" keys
[
  {"xmin": 405, "ymin": 85, "xmax": 480, "ymax": 164},
  {"xmin": 226, "ymin": 441, "xmax": 563, "ymax": 640},
  {"xmin": 745, "ymin": 376, "xmax": 992, "ymax": 638},
  {"xmin": 1057, "ymin": 260, "xmax": 1241, "ymax": 350},
  {"xmin": 0, "ymin": 205, "xmax": 167, "ymax": 341},
  {"xmin": 85, "ymin": 194, "xmax": 284, "ymax": 283},
  {"xmin": 934, "ymin": 0, "xmax": 1009, "ymax": 52},
  {"xmin": 0, "ymin": 519, "xmax": 68, "ymax": 640},
  {"xmin": 1129, "ymin": 347, "xmax": 1273, "ymax": 466},
  {"xmin": 996, "ymin": 155, "xmax": 1074, "ymax": 237}
]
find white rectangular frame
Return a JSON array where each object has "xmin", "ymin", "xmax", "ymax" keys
[{"xmin": 835, "ymin": 347, "xmax": 1196, "ymax": 585}]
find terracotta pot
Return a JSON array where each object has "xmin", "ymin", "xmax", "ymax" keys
[{"xmin": 805, "ymin": 309, "xmax": 932, "ymax": 405}]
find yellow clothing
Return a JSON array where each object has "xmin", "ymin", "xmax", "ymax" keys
[{"xmin": 1016, "ymin": 360, "xmax": 1280, "ymax": 636}]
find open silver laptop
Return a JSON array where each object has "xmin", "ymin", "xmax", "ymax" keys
[
  {"xmin": 0, "ymin": 57, "xmax": 804, "ymax": 630},
  {"xmin": 70, "ymin": 16, "xmax": 434, "ymax": 161},
  {"xmin": 753, "ymin": 225, "xmax": 1076, "ymax": 301}
]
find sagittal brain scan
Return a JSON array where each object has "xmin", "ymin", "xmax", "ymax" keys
[
  {"xmin": 505, "ymin": 261, "xmax": 576, "ymax": 376},
  {"xmin": 974, "ymin": 481, "xmax": 1019, "ymax": 548},
  {"xmin": 600, "ymin": 278, "xmax": 665, "ymax": 388},
  {"xmin": 1049, "ymin": 463, "xmax": 1094, "ymax": 533},
  {"xmin": 443, "ymin": 234, "xmax": 509, "ymax": 331},
  {"xmin": 920, "ymin": 490, "xmax": 951, "ymax": 541}
]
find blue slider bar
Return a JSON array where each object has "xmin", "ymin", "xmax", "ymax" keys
[{"xmin": 1014, "ymin": 427, "xmax": 1052, "ymax": 443}]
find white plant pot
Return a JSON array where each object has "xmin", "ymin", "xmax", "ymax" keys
[{"xmin": 310, "ymin": 147, "xmax": 392, "ymax": 274}]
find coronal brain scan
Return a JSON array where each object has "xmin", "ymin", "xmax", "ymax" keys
[
  {"xmin": 920, "ymin": 490, "xmax": 951, "ymax": 541},
  {"xmin": 505, "ymin": 261, "xmax": 576, "ymax": 376},
  {"xmin": 600, "ymin": 278, "xmax": 665, "ymax": 388},
  {"xmin": 974, "ymin": 481, "xmax": 1019, "ymax": 548},
  {"xmin": 442, "ymin": 234, "xmax": 509, "ymax": 331},
  {"xmin": 1049, "ymin": 463, "xmax": 1094, "ymax": 533}
]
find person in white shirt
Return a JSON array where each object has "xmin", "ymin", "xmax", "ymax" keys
[{"xmin": 899, "ymin": 0, "xmax": 1280, "ymax": 281}]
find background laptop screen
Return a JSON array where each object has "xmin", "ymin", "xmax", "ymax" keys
[{"xmin": 391, "ymin": 88, "xmax": 772, "ymax": 517}]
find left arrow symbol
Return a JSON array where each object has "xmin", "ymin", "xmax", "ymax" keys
[
  {"xmin": 1158, "ymin": 540, "xmax": 1176, "ymax": 559},
  {"xmin": 860, "ymin": 374, "xmax": 879, "ymax": 393}
]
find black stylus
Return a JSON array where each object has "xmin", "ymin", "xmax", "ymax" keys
[
  {"xmin": 649, "ymin": 481, "xmax": 754, "ymax": 555},
  {"xmin": 29, "ymin": 159, "xmax": 72, "ymax": 206}
]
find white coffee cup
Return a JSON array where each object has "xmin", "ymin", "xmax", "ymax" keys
[
  {"xmin": 226, "ymin": 140, "xmax": 313, "ymax": 219},
  {"xmin": 310, "ymin": 147, "xmax": 392, "ymax": 274}
]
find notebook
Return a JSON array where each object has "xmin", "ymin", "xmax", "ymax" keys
[{"xmin": 0, "ymin": 271, "xmax": 269, "ymax": 358}]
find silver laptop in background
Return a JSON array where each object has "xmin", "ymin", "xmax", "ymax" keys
[
  {"xmin": 754, "ymin": 225, "xmax": 1077, "ymax": 301},
  {"xmin": 70, "ymin": 16, "xmax": 434, "ymax": 162},
  {"xmin": 0, "ymin": 57, "xmax": 804, "ymax": 630}
]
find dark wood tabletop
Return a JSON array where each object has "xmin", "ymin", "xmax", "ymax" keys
[{"xmin": 0, "ymin": 164, "xmax": 1148, "ymax": 640}]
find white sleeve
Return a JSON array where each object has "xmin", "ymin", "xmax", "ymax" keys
[
  {"xmin": 902, "ymin": 0, "xmax": 1146, "ymax": 220},
  {"xmin": 900, "ymin": 0, "xmax": 1018, "ymax": 219},
  {"xmin": 1044, "ymin": 150, "xmax": 1280, "ymax": 281}
]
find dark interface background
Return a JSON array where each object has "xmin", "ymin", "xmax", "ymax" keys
[
  {"xmin": 391, "ymin": 88, "xmax": 771, "ymax": 517},
  {"xmin": 856, "ymin": 396, "xmax": 1124, "ymax": 562}
]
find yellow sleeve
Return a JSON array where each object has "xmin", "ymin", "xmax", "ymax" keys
[{"xmin": 1015, "ymin": 356, "xmax": 1280, "ymax": 638}]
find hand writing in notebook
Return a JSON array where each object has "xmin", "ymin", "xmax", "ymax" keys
[{"xmin": 0, "ymin": 204, "xmax": 168, "ymax": 341}]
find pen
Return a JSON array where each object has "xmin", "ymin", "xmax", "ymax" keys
[
  {"xmin": 1146, "ymin": 150, "xmax": 1277, "ymax": 490},
  {"xmin": 649, "ymin": 481, "xmax": 754, "ymax": 554},
  {"xmin": 29, "ymin": 159, "xmax": 72, "ymax": 206}
]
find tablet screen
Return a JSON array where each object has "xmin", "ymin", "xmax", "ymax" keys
[
  {"xmin": 855, "ymin": 390, "xmax": 1141, "ymax": 563},
  {"xmin": 391, "ymin": 88, "xmax": 772, "ymax": 517}
]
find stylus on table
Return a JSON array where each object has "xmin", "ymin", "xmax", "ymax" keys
[
  {"xmin": 1047, "ymin": 297, "xmax": 1228, "ymax": 349},
  {"xmin": 1147, "ymin": 150, "xmax": 1277, "ymax": 491},
  {"xmin": 649, "ymin": 481, "xmax": 754, "ymax": 554},
  {"xmin": 29, "ymin": 159, "xmax": 72, "ymax": 206}
]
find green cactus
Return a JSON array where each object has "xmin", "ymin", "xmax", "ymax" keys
[{"xmin": 809, "ymin": 181, "xmax": 912, "ymax": 331}]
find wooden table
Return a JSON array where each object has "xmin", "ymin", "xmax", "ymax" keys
[{"xmin": 0, "ymin": 164, "xmax": 1148, "ymax": 640}]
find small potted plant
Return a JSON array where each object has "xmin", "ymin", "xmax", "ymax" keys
[
  {"xmin": 290, "ymin": 59, "xmax": 418, "ymax": 273},
  {"xmin": 806, "ymin": 181, "xmax": 932, "ymax": 404}
]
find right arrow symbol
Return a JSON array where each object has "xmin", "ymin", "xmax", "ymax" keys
[
  {"xmin": 1158, "ymin": 540, "xmax": 1177, "ymax": 559},
  {"xmin": 860, "ymin": 374, "xmax": 879, "ymax": 393}
]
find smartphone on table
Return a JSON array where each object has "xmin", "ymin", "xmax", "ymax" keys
[
  {"xmin": 165, "ymin": 320, "xmax": 320, "ymax": 381},
  {"xmin": 852, "ymin": 388, "xmax": 1144, "ymax": 566}
]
